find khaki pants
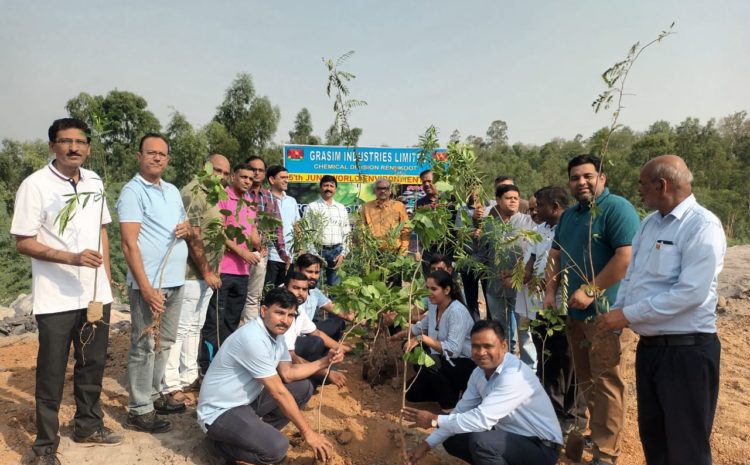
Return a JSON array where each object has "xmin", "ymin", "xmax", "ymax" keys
[{"xmin": 567, "ymin": 318, "xmax": 633, "ymax": 462}]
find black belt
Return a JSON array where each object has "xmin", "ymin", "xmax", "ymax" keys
[
  {"xmin": 539, "ymin": 439, "xmax": 561, "ymax": 452},
  {"xmin": 639, "ymin": 333, "xmax": 716, "ymax": 347},
  {"xmin": 321, "ymin": 244, "xmax": 342, "ymax": 250}
]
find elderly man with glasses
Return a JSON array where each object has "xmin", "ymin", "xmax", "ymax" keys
[{"xmin": 362, "ymin": 178, "xmax": 411, "ymax": 256}]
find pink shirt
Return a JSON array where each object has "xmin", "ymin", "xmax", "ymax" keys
[{"xmin": 218, "ymin": 186, "xmax": 257, "ymax": 275}]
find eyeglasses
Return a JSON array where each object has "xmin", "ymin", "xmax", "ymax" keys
[
  {"xmin": 142, "ymin": 150, "xmax": 169, "ymax": 159},
  {"xmin": 56, "ymin": 138, "xmax": 90, "ymax": 147},
  {"xmin": 376, "ymin": 186, "xmax": 390, "ymax": 191}
]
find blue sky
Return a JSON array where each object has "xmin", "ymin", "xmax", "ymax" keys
[{"xmin": 1, "ymin": 1, "xmax": 747, "ymax": 147}]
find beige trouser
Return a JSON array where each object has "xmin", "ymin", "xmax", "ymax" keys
[
  {"xmin": 241, "ymin": 255, "xmax": 268, "ymax": 324},
  {"xmin": 567, "ymin": 317, "xmax": 633, "ymax": 462}
]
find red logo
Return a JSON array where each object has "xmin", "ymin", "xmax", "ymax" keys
[
  {"xmin": 432, "ymin": 151, "xmax": 448, "ymax": 162},
  {"xmin": 287, "ymin": 148, "xmax": 304, "ymax": 160}
]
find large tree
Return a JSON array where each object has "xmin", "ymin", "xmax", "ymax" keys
[
  {"xmin": 289, "ymin": 108, "xmax": 321, "ymax": 145},
  {"xmin": 165, "ymin": 112, "xmax": 208, "ymax": 188}
]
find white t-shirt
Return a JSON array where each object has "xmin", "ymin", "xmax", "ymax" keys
[
  {"xmin": 283, "ymin": 310, "xmax": 317, "ymax": 351},
  {"xmin": 516, "ymin": 223, "xmax": 557, "ymax": 319},
  {"xmin": 10, "ymin": 162, "xmax": 113, "ymax": 315}
]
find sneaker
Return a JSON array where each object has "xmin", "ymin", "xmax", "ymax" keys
[
  {"xmin": 73, "ymin": 425, "xmax": 124, "ymax": 446},
  {"xmin": 35, "ymin": 452, "xmax": 61, "ymax": 465},
  {"xmin": 154, "ymin": 393, "xmax": 186, "ymax": 414},
  {"xmin": 126, "ymin": 411, "xmax": 172, "ymax": 433}
]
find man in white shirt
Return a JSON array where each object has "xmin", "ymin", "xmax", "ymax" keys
[
  {"xmin": 264, "ymin": 165, "xmax": 299, "ymax": 287},
  {"xmin": 598, "ymin": 155, "xmax": 725, "ymax": 465},
  {"xmin": 11, "ymin": 118, "xmax": 122, "ymax": 465},
  {"xmin": 403, "ymin": 320, "xmax": 562, "ymax": 465}
]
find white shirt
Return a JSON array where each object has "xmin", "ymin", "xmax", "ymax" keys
[
  {"xmin": 426, "ymin": 352, "xmax": 563, "ymax": 447},
  {"xmin": 283, "ymin": 308, "xmax": 317, "ymax": 351},
  {"xmin": 10, "ymin": 162, "xmax": 113, "ymax": 314},
  {"xmin": 304, "ymin": 197, "xmax": 351, "ymax": 255},
  {"xmin": 268, "ymin": 191, "xmax": 300, "ymax": 263},
  {"xmin": 516, "ymin": 223, "xmax": 555, "ymax": 320},
  {"xmin": 614, "ymin": 195, "xmax": 726, "ymax": 335}
]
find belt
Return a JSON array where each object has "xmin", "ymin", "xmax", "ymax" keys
[
  {"xmin": 321, "ymin": 244, "xmax": 342, "ymax": 250},
  {"xmin": 539, "ymin": 439, "xmax": 562, "ymax": 452},
  {"xmin": 639, "ymin": 333, "xmax": 716, "ymax": 347}
]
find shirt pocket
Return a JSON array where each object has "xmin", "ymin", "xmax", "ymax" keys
[{"xmin": 648, "ymin": 243, "xmax": 680, "ymax": 278}]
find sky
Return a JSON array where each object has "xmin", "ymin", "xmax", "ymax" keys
[{"xmin": 1, "ymin": 1, "xmax": 748, "ymax": 147}]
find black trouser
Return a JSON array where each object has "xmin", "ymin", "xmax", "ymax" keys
[
  {"xmin": 532, "ymin": 320, "xmax": 587, "ymax": 425},
  {"xmin": 636, "ymin": 334, "xmax": 720, "ymax": 465},
  {"xmin": 444, "ymin": 429, "xmax": 559, "ymax": 465},
  {"xmin": 264, "ymin": 260, "xmax": 288, "ymax": 288},
  {"xmin": 295, "ymin": 335, "xmax": 328, "ymax": 387},
  {"xmin": 33, "ymin": 304, "xmax": 111, "ymax": 456},
  {"xmin": 206, "ymin": 380, "xmax": 313, "ymax": 464},
  {"xmin": 314, "ymin": 315, "xmax": 346, "ymax": 341},
  {"xmin": 199, "ymin": 273, "xmax": 247, "ymax": 374},
  {"xmin": 459, "ymin": 269, "xmax": 485, "ymax": 321},
  {"xmin": 406, "ymin": 357, "xmax": 476, "ymax": 409}
]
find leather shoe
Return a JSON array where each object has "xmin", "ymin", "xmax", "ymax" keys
[
  {"xmin": 73, "ymin": 425, "xmax": 123, "ymax": 446},
  {"xmin": 35, "ymin": 452, "xmax": 61, "ymax": 465},
  {"xmin": 154, "ymin": 393, "xmax": 186, "ymax": 414},
  {"xmin": 126, "ymin": 411, "xmax": 172, "ymax": 433}
]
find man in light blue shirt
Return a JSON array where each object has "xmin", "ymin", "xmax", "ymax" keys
[
  {"xmin": 198, "ymin": 288, "xmax": 343, "ymax": 464},
  {"xmin": 265, "ymin": 165, "xmax": 299, "ymax": 286},
  {"xmin": 598, "ymin": 155, "xmax": 725, "ymax": 465},
  {"xmin": 403, "ymin": 320, "xmax": 562, "ymax": 465}
]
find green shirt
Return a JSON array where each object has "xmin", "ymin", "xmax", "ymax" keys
[
  {"xmin": 181, "ymin": 179, "xmax": 224, "ymax": 280},
  {"xmin": 552, "ymin": 188, "xmax": 640, "ymax": 320}
]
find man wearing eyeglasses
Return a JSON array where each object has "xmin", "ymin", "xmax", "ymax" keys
[
  {"xmin": 11, "ymin": 118, "xmax": 122, "ymax": 465},
  {"xmin": 362, "ymin": 178, "xmax": 411, "ymax": 256},
  {"xmin": 117, "ymin": 133, "xmax": 199, "ymax": 434}
]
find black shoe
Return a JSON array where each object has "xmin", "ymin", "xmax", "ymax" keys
[
  {"xmin": 73, "ymin": 425, "xmax": 124, "ymax": 446},
  {"xmin": 34, "ymin": 452, "xmax": 61, "ymax": 465},
  {"xmin": 126, "ymin": 411, "xmax": 172, "ymax": 433},
  {"xmin": 154, "ymin": 393, "xmax": 186, "ymax": 414}
]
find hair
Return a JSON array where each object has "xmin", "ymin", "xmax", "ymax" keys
[
  {"xmin": 319, "ymin": 175, "xmax": 338, "ymax": 187},
  {"xmin": 429, "ymin": 253, "xmax": 453, "ymax": 268},
  {"xmin": 426, "ymin": 270, "xmax": 463, "ymax": 304},
  {"xmin": 267, "ymin": 165, "xmax": 288, "ymax": 179},
  {"xmin": 567, "ymin": 154, "xmax": 602, "ymax": 176},
  {"xmin": 139, "ymin": 132, "xmax": 170, "ymax": 154},
  {"xmin": 245, "ymin": 155, "xmax": 266, "ymax": 167},
  {"xmin": 495, "ymin": 184, "xmax": 520, "ymax": 199},
  {"xmin": 295, "ymin": 253, "xmax": 323, "ymax": 270},
  {"xmin": 374, "ymin": 178, "xmax": 391, "ymax": 188},
  {"xmin": 232, "ymin": 163, "xmax": 252, "ymax": 173},
  {"xmin": 48, "ymin": 118, "xmax": 91, "ymax": 143},
  {"xmin": 419, "ymin": 169, "xmax": 433, "ymax": 180},
  {"xmin": 534, "ymin": 186, "xmax": 570, "ymax": 209},
  {"xmin": 493, "ymin": 175, "xmax": 514, "ymax": 187},
  {"xmin": 285, "ymin": 271, "xmax": 310, "ymax": 286},
  {"xmin": 649, "ymin": 159, "xmax": 694, "ymax": 185},
  {"xmin": 470, "ymin": 319, "xmax": 507, "ymax": 340},
  {"xmin": 262, "ymin": 287, "xmax": 298, "ymax": 310}
]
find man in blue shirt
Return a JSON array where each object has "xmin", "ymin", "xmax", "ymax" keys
[
  {"xmin": 403, "ymin": 320, "xmax": 562, "ymax": 465},
  {"xmin": 598, "ymin": 155, "xmax": 725, "ymax": 465},
  {"xmin": 544, "ymin": 155, "xmax": 640, "ymax": 465},
  {"xmin": 265, "ymin": 165, "xmax": 299, "ymax": 286}
]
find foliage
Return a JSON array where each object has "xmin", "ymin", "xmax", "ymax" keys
[{"xmin": 289, "ymin": 108, "xmax": 321, "ymax": 145}]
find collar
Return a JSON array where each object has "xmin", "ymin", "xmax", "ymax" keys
[
  {"xmin": 225, "ymin": 185, "xmax": 247, "ymax": 201},
  {"xmin": 484, "ymin": 352, "xmax": 515, "ymax": 380},
  {"xmin": 663, "ymin": 194, "xmax": 696, "ymax": 220},
  {"xmin": 576, "ymin": 187, "xmax": 610, "ymax": 211},
  {"xmin": 271, "ymin": 190, "xmax": 287, "ymax": 201},
  {"xmin": 135, "ymin": 173, "xmax": 162, "ymax": 188},
  {"xmin": 48, "ymin": 160, "xmax": 85, "ymax": 183},
  {"xmin": 374, "ymin": 199, "xmax": 392, "ymax": 209},
  {"xmin": 254, "ymin": 317, "xmax": 280, "ymax": 344},
  {"xmin": 318, "ymin": 196, "xmax": 336, "ymax": 206}
]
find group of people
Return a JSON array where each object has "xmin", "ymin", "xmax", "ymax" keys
[{"xmin": 12, "ymin": 117, "xmax": 725, "ymax": 465}]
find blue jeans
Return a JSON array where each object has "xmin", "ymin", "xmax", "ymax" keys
[
  {"xmin": 127, "ymin": 286, "xmax": 184, "ymax": 414},
  {"xmin": 320, "ymin": 244, "xmax": 343, "ymax": 286},
  {"xmin": 485, "ymin": 293, "xmax": 518, "ymax": 354}
]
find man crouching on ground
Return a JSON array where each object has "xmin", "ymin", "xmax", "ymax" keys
[{"xmin": 197, "ymin": 287, "xmax": 341, "ymax": 464}]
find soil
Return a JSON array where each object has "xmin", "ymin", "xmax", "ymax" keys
[{"xmin": 2, "ymin": 246, "xmax": 750, "ymax": 465}]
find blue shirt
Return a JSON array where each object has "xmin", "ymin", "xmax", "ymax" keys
[
  {"xmin": 302, "ymin": 287, "xmax": 331, "ymax": 322},
  {"xmin": 411, "ymin": 299, "xmax": 473, "ymax": 358},
  {"xmin": 426, "ymin": 352, "xmax": 563, "ymax": 447},
  {"xmin": 614, "ymin": 195, "xmax": 726, "ymax": 336},
  {"xmin": 268, "ymin": 191, "xmax": 300, "ymax": 263},
  {"xmin": 116, "ymin": 174, "xmax": 188, "ymax": 289},
  {"xmin": 196, "ymin": 317, "xmax": 292, "ymax": 432}
]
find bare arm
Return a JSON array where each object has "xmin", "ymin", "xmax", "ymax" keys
[
  {"xmin": 101, "ymin": 226, "xmax": 112, "ymax": 283},
  {"xmin": 186, "ymin": 225, "xmax": 221, "ymax": 289},
  {"xmin": 15, "ymin": 235, "xmax": 102, "ymax": 268},
  {"xmin": 568, "ymin": 246, "xmax": 632, "ymax": 310},
  {"xmin": 120, "ymin": 222, "xmax": 165, "ymax": 313},
  {"xmin": 276, "ymin": 347, "xmax": 343, "ymax": 383}
]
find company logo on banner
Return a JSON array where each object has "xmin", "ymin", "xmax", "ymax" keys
[{"xmin": 283, "ymin": 144, "xmax": 446, "ymax": 184}]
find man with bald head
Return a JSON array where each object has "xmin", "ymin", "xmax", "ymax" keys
[
  {"xmin": 598, "ymin": 155, "xmax": 725, "ymax": 465},
  {"xmin": 160, "ymin": 154, "xmax": 228, "ymax": 405},
  {"xmin": 362, "ymin": 178, "xmax": 410, "ymax": 255}
]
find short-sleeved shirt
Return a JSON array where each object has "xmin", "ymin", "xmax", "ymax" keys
[
  {"xmin": 116, "ymin": 174, "xmax": 188, "ymax": 289},
  {"xmin": 196, "ymin": 317, "xmax": 291, "ymax": 432},
  {"xmin": 299, "ymin": 287, "xmax": 331, "ymax": 322},
  {"xmin": 516, "ymin": 223, "xmax": 555, "ymax": 320},
  {"xmin": 181, "ymin": 179, "xmax": 224, "ymax": 280},
  {"xmin": 268, "ymin": 192, "xmax": 300, "ymax": 263},
  {"xmin": 552, "ymin": 188, "xmax": 640, "ymax": 320},
  {"xmin": 283, "ymin": 309, "xmax": 317, "ymax": 351},
  {"xmin": 411, "ymin": 299, "xmax": 474, "ymax": 358},
  {"xmin": 10, "ymin": 162, "xmax": 113, "ymax": 314},
  {"xmin": 218, "ymin": 185, "xmax": 256, "ymax": 276}
]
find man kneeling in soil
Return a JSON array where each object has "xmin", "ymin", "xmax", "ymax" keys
[
  {"xmin": 197, "ymin": 287, "xmax": 341, "ymax": 464},
  {"xmin": 403, "ymin": 320, "xmax": 563, "ymax": 465}
]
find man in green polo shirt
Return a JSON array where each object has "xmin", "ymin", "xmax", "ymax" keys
[{"xmin": 544, "ymin": 155, "xmax": 639, "ymax": 465}]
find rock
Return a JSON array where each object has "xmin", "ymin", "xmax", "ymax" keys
[
  {"xmin": 11, "ymin": 325, "xmax": 26, "ymax": 336},
  {"xmin": 336, "ymin": 429, "xmax": 354, "ymax": 445},
  {"xmin": 10, "ymin": 294, "xmax": 33, "ymax": 317},
  {"xmin": 717, "ymin": 295, "xmax": 728, "ymax": 314},
  {"xmin": 0, "ymin": 306, "xmax": 13, "ymax": 320}
]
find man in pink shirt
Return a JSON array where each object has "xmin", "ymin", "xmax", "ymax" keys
[{"xmin": 198, "ymin": 163, "xmax": 260, "ymax": 375}]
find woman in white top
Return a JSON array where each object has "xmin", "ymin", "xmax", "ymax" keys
[{"xmin": 391, "ymin": 270, "xmax": 476, "ymax": 410}]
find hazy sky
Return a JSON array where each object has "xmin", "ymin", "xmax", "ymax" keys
[{"xmin": 1, "ymin": 1, "xmax": 748, "ymax": 147}]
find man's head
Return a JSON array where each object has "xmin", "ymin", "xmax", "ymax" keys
[
  {"xmin": 567, "ymin": 154, "xmax": 605, "ymax": 204},
  {"xmin": 230, "ymin": 163, "xmax": 254, "ymax": 194},
  {"xmin": 374, "ymin": 178, "xmax": 392, "ymax": 202},
  {"xmin": 639, "ymin": 154, "xmax": 693, "ymax": 214},
  {"xmin": 429, "ymin": 253, "xmax": 454, "ymax": 274},
  {"xmin": 494, "ymin": 176, "xmax": 514, "ymax": 189},
  {"xmin": 285, "ymin": 271, "xmax": 310, "ymax": 305},
  {"xmin": 207, "ymin": 154, "xmax": 231, "ymax": 186},
  {"xmin": 259, "ymin": 287, "xmax": 299, "ymax": 337},
  {"xmin": 319, "ymin": 175, "xmax": 338, "ymax": 201},
  {"xmin": 48, "ymin": 118, "xmax": 92, "ymax": 175},
  {"xmin": 420, "ymin": 169, "xmax": 436, "ymax": 197},
  {"xmin": 137, "ymin": 133, "xmax": 170, "ymax": 181},
  {"xmin": 296, "ymin": 253, "xmax": 324, "ymax": 289},
  {"xmin": 267, "ymin": 165, "xmax": 290, "ymax": 193},
  {"xmin": 534, "ymin": 186, "xmax": 569, "ymax": 227},
  {"xmin": 528, "ymin": 195, "xmax": 539, "ymax": 224},
  {"xmin": 470, "ymin": 320, "xmax": 508, "ymax": 374},
  {"xmin": 245, "ymin": 155, "xmax": 267, "ymax": 186},
  {"xmin": 495, "ymin": 184, "xmax": 520, "ymax": 218}
]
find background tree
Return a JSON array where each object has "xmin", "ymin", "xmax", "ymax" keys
[
  {"xmin": 165, "ymin": 111, "xmax": 209, "ymax": 188},
  {"xmin": 485, "ymin": 119, "xmax": 509, "ymax": 147},
  {"xmin": 289, "ymin": 108, "xmax": 321, "ymax": 145}
]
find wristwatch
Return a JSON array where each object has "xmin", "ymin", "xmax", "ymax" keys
[
  {"xmin": 416, "ymin": 334, "xmax": 424, "ymax": 344},
  {"xmin": 431, "ymin": 418, "xmax": 438, "ymax": 428},
  {"xmin": 581, "ymin": 285, "xmax": 601, "ymax": 298}
]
